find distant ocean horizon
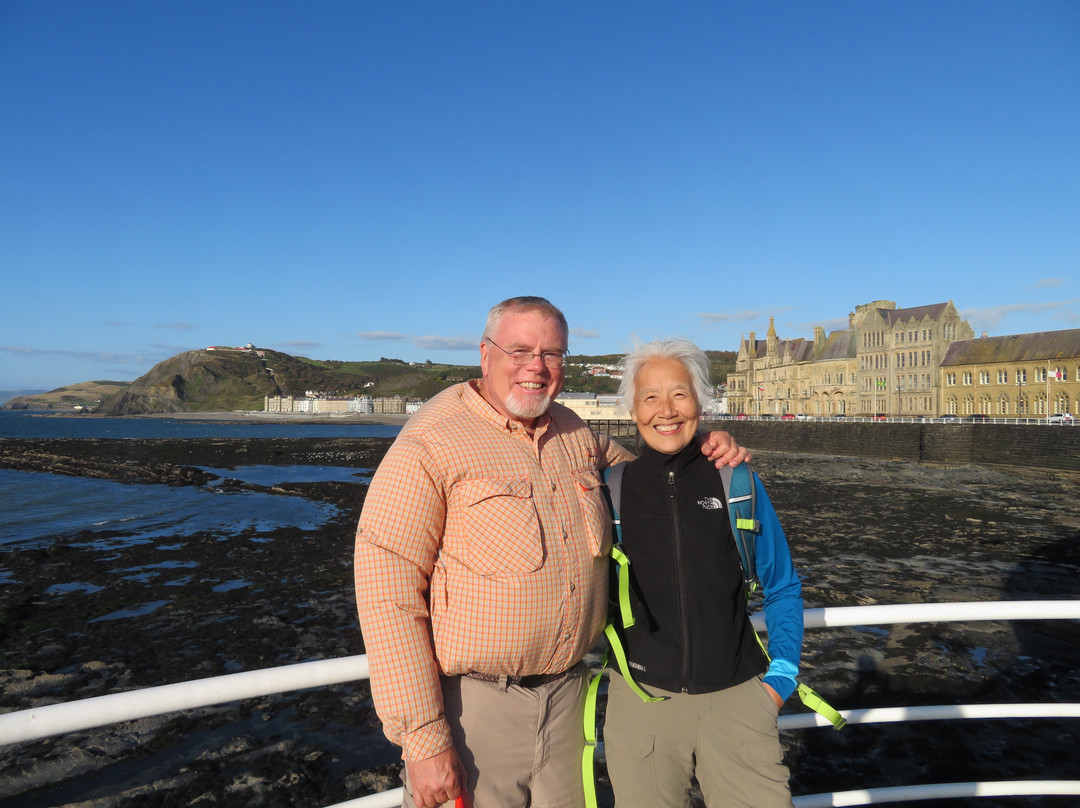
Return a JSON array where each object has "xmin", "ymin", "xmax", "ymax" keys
[
  {"xmin": 0, "ymin": 410, "xmax": 400, "ymax": 555},
  {"xmin": 0, "ymin": 409, "xmax": 404, "ymax": 440}
]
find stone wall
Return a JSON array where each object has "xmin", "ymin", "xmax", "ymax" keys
[{"xmin": 697, "ymin": 420, "xmax": 1080, "ymax": 474}]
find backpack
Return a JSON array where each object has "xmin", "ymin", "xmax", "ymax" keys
[{"xmin": 603, "ymin": 460, "xmax": 761, "ymax": 601}]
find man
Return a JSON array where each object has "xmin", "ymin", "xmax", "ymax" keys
[{"xmin": 355, "ymin": 297, "xmax": 747, "ymax": 808}]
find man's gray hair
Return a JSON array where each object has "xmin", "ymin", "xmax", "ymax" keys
[
  {"xmin": 618, "ymin": 338, "xmax": 711, "ymax": 414},
  {"xmin": 482, "ymin": 296, "xmax": 569, "ymax": 345}
]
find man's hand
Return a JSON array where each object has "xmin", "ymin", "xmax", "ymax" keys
[
  {"xmin": 699, "ymin": 429, "xmax": 751, "ymax": 468},
  {"xmin": 406, "ymin": 747, "xmax": 467, "ymax": 808}
]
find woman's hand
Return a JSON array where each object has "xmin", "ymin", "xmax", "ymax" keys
[{"xmin": 761, "ymin": 681, "xmax": 785, "ymax": 711}]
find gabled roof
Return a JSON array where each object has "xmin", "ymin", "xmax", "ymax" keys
[
  {"xmin": 814, "ymin": 329, "xmax": 856, "ymax": 361},
  {"xmin": 880, "ymin": 302, "xmax": 951, "ymax": 326},
  {"xmin": 747, "ymin": 337, "xmax": 818, "ymax": 361},
  {"xmin": 782, "ymin": 337, "xmax": 815, "ymax": 362},
  {"xmin": 941, "ymin": 329, "xmax": 1080, "ymax": 366}
]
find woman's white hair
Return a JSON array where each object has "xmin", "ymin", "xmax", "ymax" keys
[{"xmin": 618, "ymin": 338, "xmax": 712, "ymax": 415}]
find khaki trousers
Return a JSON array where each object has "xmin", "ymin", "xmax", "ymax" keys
[
  {"xmin": 402, "ymin": 662, "xmax": 589, "ymax": 808},
  {"xmin": 604, "ymin": 674, "xmax": 794, "ymax": 808}
]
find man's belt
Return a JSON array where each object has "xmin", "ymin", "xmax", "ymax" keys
[{"xmin": 464, "ymin": 670, "xmax": 569, "ymax": 688}]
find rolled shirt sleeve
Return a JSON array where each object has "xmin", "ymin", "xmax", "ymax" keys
[{"xmin": 355, "ymin": 437, "xmax": 455, "ymax": 760}]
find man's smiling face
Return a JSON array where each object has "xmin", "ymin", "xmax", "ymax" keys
[{"xmin": 478, "ymin": 308, "xmax": 567, "ymax": 428}]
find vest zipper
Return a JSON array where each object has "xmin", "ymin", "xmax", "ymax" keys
[{"xmin": 668, "ymin": 466, "xmax": 691, "ymax": 693}]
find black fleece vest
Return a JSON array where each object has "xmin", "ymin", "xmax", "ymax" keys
[{"xmin": 613, "ymin": 442, "xmax": 763, "ymax": 694}]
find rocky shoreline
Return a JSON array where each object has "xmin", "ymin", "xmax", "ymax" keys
[{"xmin": 1, "ymin": 438, "xmax": 1079, "ymax": 807}]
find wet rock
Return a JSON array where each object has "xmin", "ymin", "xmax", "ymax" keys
[{"xmin": 1, "ymin": 441, "xmax": 1078, "ymax": 807}]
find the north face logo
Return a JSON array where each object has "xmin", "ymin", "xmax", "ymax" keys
[{"xmin": 698, "ymin": 497, "xmax": 723, "ymax": 510}]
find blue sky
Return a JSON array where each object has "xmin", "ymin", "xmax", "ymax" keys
[{"xmin": 2, "ymin": 1, "xmax": 1078, "ymax": 391}]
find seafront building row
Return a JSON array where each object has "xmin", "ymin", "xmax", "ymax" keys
[
  {"xmin": 263, "ymin": 394, "xmax": 423, "ymax": 415},
  {"xmin": 726, "ymin": 300, "xmax": 1080, "ymax": 419}
]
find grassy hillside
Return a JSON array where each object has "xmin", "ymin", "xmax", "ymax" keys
[
  {"xmin": 296, "ymin": 357, "xmax": 480, "ymax": 398},
  {"xmin": 2, "ymin": 381, "xmax": 131, "ymax": 411}
]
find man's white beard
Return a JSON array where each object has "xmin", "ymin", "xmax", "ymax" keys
[{"xmin": 505, "ymin": 388, "xmax": 552, "ymax": 420}]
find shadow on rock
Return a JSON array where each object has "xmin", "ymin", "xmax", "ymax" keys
[{"xmin": 790, "ymin": 530, "xmax": 1080, "ymax": 808}]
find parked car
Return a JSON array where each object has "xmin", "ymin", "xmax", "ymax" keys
[
  {"xmin": 780, "ymin": 413, "xmax": 795, "ymax": 420},
  {"xmin": 940, "ymin": 414, "xmax": 961, "ymax": 423},
  {"xmin": 871, "ymin": 414, "xmax": 888, "ymax": 422},
  {"xmin": 966, "ymin": 414, "xmax": 990, "ymax": 422},
  {"xmin": 830, "ymin": 413, "xmax": 846, "ymax": 419},
  {"xmin": 795, "ymin": 413, "xmax": 811, "ymax": 420},
  {"xmin": 1047, "ymin": 413, "xmax": 1074, "ymax": 423},
  {"xmin": 759, "ymin": 413, "xmax": 775, "ymax": 419},
  {"xmin": 736, "ymin": 413, "xmax": 748, "ymax": 420}
]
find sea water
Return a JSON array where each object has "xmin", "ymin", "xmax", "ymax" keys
[
  {"xmin": 0, "ymin": 410, "xmax": 398, "ymax": 551},
  {"xmin": 0, "ymin": 409, "xmax": 402, "ymax": 439}
]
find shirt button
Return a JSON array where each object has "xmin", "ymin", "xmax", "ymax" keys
[
  {"xmin": 569, "ymin": 583, "xmax": 576, "ymax": 592},
  {"xmin": 551, "ymin": 482, "xmax": 557, "ymax": 492},
  {"xmin": 563, "ymin": 530, "xmax": 568, "ymax": 540}
]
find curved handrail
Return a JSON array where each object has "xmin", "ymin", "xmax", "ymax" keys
[
  {"xmin": 0, "ymin": 654, "xmax": 370, "ymax": 745},
  {"xmin": 4, "ymin": 601, "xmax": 1079, "ymax": 746},
  {"xmin": 751, "ymin": 599, "xmax": 1080, "ymax": 631},
  {"xmin": 792, "ymin": 781, "xmax": 1080, "ymax": 807},
  {"xmin": 779, "ymin": 702, "xmax": 1080, "ymax": 730},
  {"xmin": 316, "ymin": 779, "xmax": 1080, "ymax": 808},
  {"xmin": 3, "ymin": 600, "xmax": 1079, "ymax": 806}
]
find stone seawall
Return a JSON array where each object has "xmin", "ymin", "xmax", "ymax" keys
[{"xmin": 696, "ymin": 420, "xmax": 1080, "ymax": 474}]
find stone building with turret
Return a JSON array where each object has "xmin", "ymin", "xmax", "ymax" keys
[{"xmin": 727, "ymin": 300, "xmax": 975, "ymax": 417}]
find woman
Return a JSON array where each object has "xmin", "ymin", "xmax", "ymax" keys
[{"xmin": 603, "ymin": 338, "xmax": 802, "ymax": 808}]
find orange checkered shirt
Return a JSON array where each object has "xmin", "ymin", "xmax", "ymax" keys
[{"xmin": 354, "ymin": 380, "xmax": 632, "ymax": 761}]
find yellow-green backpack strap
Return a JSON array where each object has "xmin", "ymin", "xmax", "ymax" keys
[
  {"xmin": 582, "ymin": 622, "xmax": 666, "ymax": 808},
  {"xmin": 754, "ymin": 623, "xmax": 845, "ymax": 731},
  {"xmin": 581, "ymin": 653, "xmax": 608, "ymax": 808},
  {"xmin": 610, "ymin": 544, "xmax": 635, "ymax": 629},
  {"xmin": 797, "ymin": 682, "xmax": 847, "ymax": 730},
  {"xmin": 604, "ymin": 623, "xmax": 664, "ymax": 704}
]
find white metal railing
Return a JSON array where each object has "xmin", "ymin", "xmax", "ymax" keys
[
  {"xmin": 3, "ymin": 600, "xmax": 1079, "ymax": 806},
  {"xmin": 720, "ymin": 415, "xmax": 1076, "ymax": 425}
]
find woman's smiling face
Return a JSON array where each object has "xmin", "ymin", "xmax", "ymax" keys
[{"xmin": 632, "ymin": 357, "xmax": 701, "ymax": 454}]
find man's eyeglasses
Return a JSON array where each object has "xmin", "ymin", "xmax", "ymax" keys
[{"xmin": 486, "ymin": 338, "xmax": 566, "ymax": 369}]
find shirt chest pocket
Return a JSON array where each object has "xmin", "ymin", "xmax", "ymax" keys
[
  {"xmin": 444, "ymin": 477, "xmax": 544, "ymax": 575},
  {"xmin": 572, "ymin": 468, "xmax": 612, "ymax": 558}
]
